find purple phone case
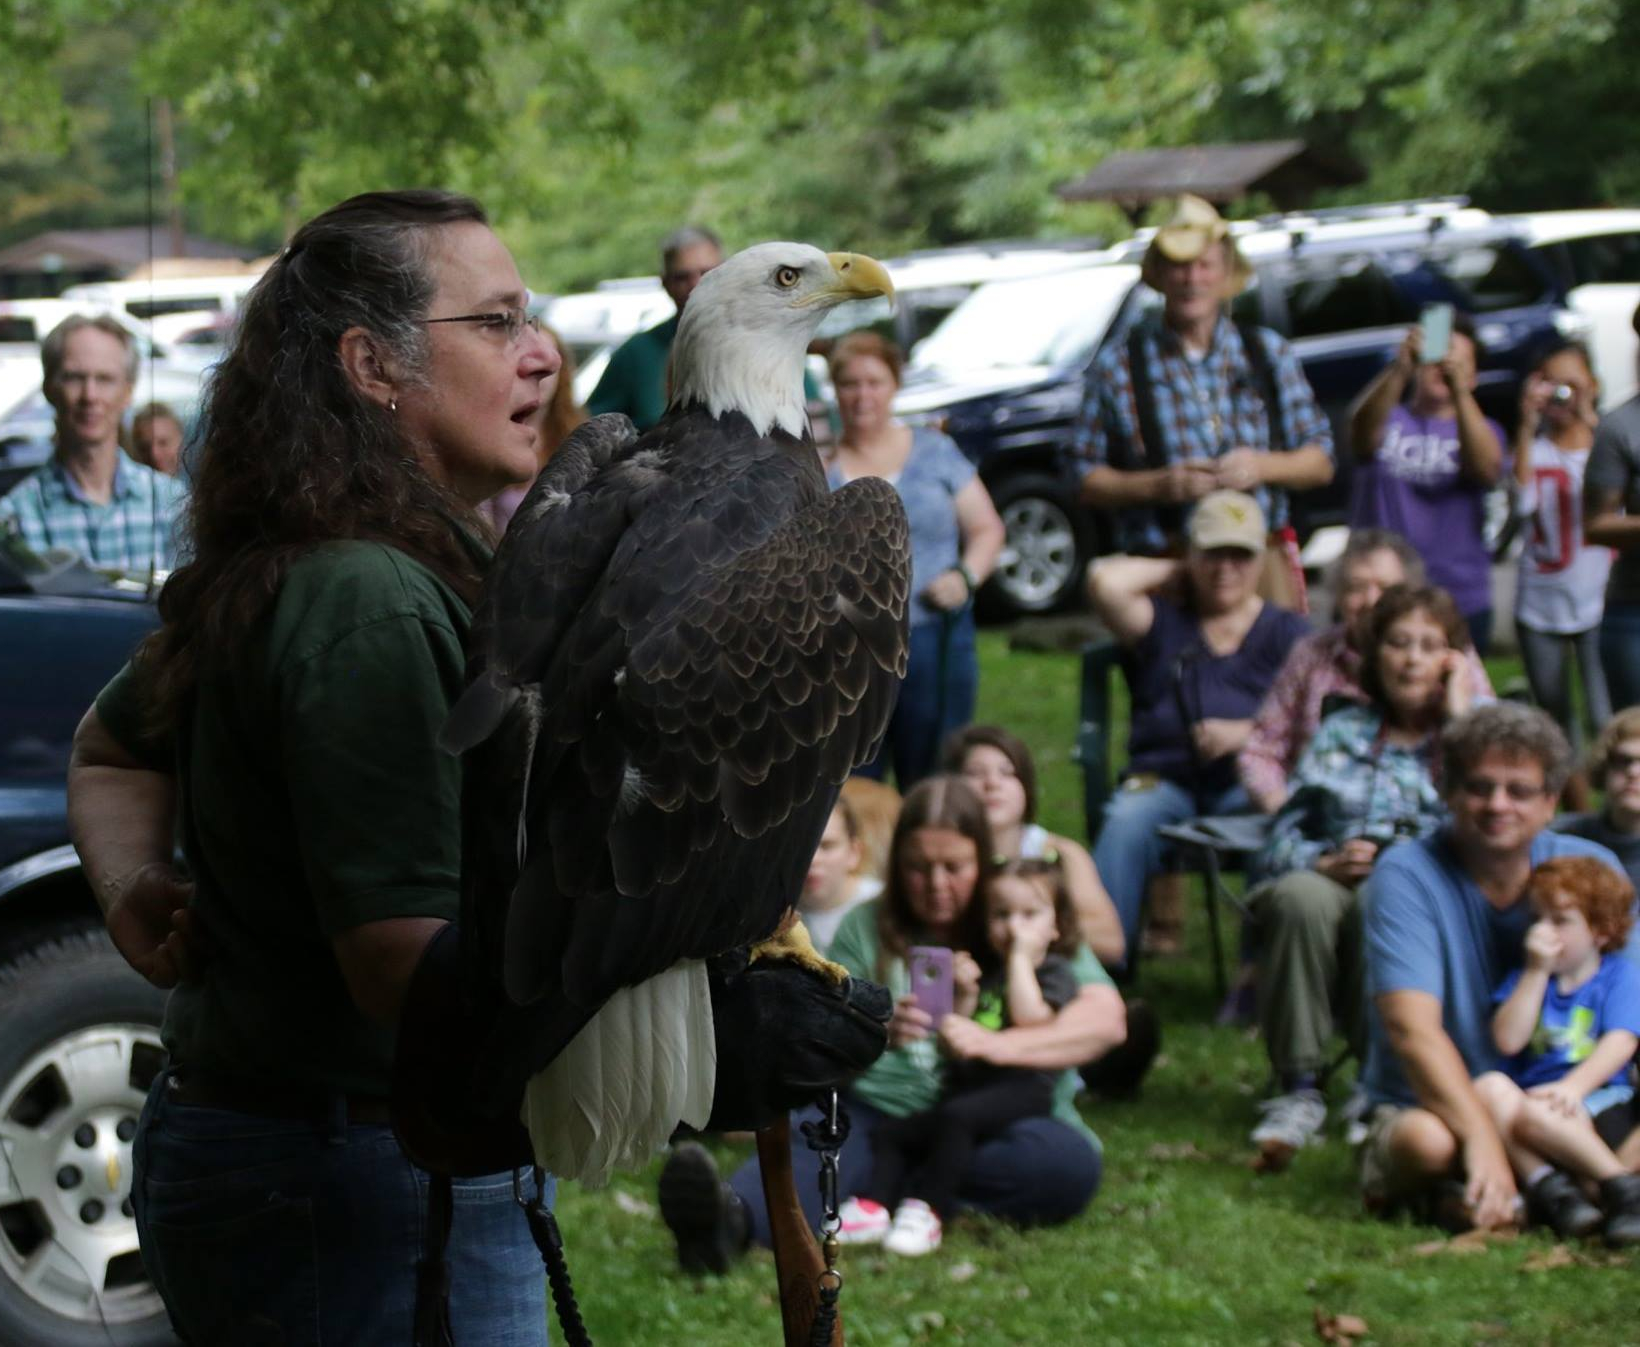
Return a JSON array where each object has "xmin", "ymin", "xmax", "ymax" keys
[{"xmin": 908, "ymin": 945, "xmax": 954, "ymax": 1021}]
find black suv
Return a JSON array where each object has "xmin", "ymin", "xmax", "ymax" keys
[
  {"xmin": 0, "ymin": 538, "xmax": 172, "ymax": 1346},
  {"xmin": 899, "ymin": 201, "xmax": 1572, "ymax": 619}
]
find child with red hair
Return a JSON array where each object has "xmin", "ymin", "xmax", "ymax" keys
[{"xmin": 1474, "ymin": 855, "xmax": 1640, "ymax": 1243}]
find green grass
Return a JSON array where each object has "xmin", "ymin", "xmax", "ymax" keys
[{"xmin": 551, "ymin": 634, "xmax": 1636, "ymax": 1345}]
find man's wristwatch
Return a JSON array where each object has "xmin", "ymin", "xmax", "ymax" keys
[{"xmin": 955, "ymin": 562, "xmax": 977, "ymax": 596}]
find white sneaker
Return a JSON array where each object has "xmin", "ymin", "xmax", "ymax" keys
[
  {"xmin": 1250, "ymin": 1088, "xmax": 1327, "ymax": 1170},
  {"xmin": 834, "ymin": 1196, "xmax": 890, "ymax": 1245},
  {"xmin": 882, "ymin": 1198, "xmax": 943, "ymax": 1256}
]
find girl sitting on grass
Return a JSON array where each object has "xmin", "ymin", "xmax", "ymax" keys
[
  {"xmin": 838, "ymin": 857, "xmax": 1083, "ymax": 1256},
  {"xmin": 1474, "ymin": 856, "xmax": 1640, "ymax": 1244}
]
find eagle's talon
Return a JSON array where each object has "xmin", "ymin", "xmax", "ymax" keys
[{"xmin": 749, "ymin": 919, "xmax": 850, "ymax": 985}]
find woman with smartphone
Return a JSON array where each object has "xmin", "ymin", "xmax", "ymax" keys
[
  {"xmin": 1511, "ymin": 339, "xmax": 1611, "ymax": 807},
  {"xmin": 1347, "ymin": 309, "xmax": 1506, "ymax": 653},
  {"xmin": 657, "ymin": 776, "xmax": 1127, "ymax": 1272},
  {"xmin": 1244, "ymin": 583, "xmax": 1477, "ymax": 1169}
]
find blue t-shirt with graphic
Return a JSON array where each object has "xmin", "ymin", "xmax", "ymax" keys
[{"xmin": 1493, "ymin": 954, "xmax": 1640, "ymax": 1091}]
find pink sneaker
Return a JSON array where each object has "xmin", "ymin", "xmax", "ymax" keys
[
  {"xmin": 883, "ymin": 1198, "xmax": 942, "ymax": 1256},
  {"xmin": 835, "ymin": 1196, "xmax": 890, "ymax": 1244}
]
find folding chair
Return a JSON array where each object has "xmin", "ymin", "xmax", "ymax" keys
[{"xmin": 1154, "ymin": 814, "xmax": 1272, "ymax": 1001}]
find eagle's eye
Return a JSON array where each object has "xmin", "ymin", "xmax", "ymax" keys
[{"xmin": 774, "ymin": 265, "xmax": 801, "ymax": 289}]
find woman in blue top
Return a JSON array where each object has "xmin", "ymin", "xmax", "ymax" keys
[{"xmin": 826, "ymin": 332, "xmax": 1005, "ymax": 787}]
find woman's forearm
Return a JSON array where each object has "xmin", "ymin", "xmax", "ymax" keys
[
  {"xmin": 986, "ymin": 984, "xmax": 1125, "ymax": 1070},
  {"xmin": 67, "ymin": 708, "xmax": 177, "ymax": 916}
]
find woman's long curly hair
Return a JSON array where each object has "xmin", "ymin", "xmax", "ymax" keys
[{"xmin": 136, "ymin": 189, "xmax": 492, "ymax": 733}]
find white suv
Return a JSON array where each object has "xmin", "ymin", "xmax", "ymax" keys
[{"xmin": 1505, "ymin": 209, "xmax": 1640, "ymax": 408}]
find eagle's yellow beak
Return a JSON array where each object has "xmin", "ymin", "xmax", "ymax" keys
[{"xmin": 824, "ymin": 252, "xmax": 894, "ymax": 302}]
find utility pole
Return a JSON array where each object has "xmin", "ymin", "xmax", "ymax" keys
[{"xmin": 155, "ymin": 97, "xmax": 184, "ymax": 257}]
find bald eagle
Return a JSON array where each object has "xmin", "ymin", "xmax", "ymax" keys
[{"xmin": 445, "ymin": 244, "xmax": 911, "ymax": 1185}]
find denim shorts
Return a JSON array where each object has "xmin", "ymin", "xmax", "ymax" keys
[{"xmin": 133, "ymin": 1071, "xmax": 549, "ymax": 1345}]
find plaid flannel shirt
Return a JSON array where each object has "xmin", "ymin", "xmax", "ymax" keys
[
  {"xmin": 0, "ymin": 451, "xmax": 186, "ymax": 572},
  {"xmin": 1071, "ymin": 314, "xmax": 1332, "ymax": 553},
  {"xmin": 1257, "ymin": 704, "xmax": 1449, "ymax": 879}
]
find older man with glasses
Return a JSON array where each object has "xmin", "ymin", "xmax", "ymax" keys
[{"xmin": 1356, "ymin": 703, "xmax": 1640, "ymax": 1231}]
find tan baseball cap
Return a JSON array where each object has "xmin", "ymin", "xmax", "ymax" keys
[
  {"xmin": 1188, "ymin": 490, "xmax": 1266, "ymax": 553},
  {"xmin": 1141, "ymin": 194, "xmax": 1253, "ymax": 296}
]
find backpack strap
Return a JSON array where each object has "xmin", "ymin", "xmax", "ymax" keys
[
  {"xmin": 1126, "ymin": 324, "xmax": 1183, "ymax": 541},
  {"xmin": 1235, "ymin": 320, "xmax": 1288, "ymax": 452}
]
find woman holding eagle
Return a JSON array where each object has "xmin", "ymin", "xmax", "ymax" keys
[{"xmin": 67, "ymin": 187, "xmax": 910, "ymax": 1342}]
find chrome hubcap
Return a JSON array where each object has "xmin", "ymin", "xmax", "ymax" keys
[
  {"xmin": 0, "ymin": 1024, "xmax": 165, "ymax": 1325},
  {"xmin": 998, "ymin": 496, "xmax": 1077, "ymax": 608}
]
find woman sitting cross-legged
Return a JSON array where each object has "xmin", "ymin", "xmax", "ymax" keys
[
  {"xmin": 655, "ymin": 776, "xmax": 1126, "ymax": 1274},
  {"xmin": 1244, "ymin": 583, "xmax": 1478, "ymax": 1170},
  {"xmin": 1086, "ymin": 490, "xmax": 1309, "ymax": 968}
]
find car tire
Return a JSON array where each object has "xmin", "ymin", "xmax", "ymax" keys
[
  {"xmin": 0, "ymin": 923, "xmax": 173, "ymax": 1346},
  {"xmin": 979, "ymin": 471, "xmax": 1090, "ymax": 621}
]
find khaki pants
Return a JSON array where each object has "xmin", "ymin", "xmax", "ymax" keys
[{"xmin": 1246, "ymin": 870, "xmax": 1365, "ymax": 1078}]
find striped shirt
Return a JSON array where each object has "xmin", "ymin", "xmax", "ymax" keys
[
  {"xmin": 1072, "ymin": 314, "xmax": 1332, "ymax": 553},
  {"xmin": 0, "ymin": 451, "xmax": 186, "ymax": 572}
]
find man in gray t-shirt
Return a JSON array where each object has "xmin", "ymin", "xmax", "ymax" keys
[{"xmin": 1584, "ymin": 308, "xmax": 1640, "ymax": 707}]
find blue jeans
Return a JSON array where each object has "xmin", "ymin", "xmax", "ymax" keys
[
  {"xmin": 1092, "ymin": 776, "xmax": 1249, "ymax": 966},
  {"xmin": 857, "ymin": 609, "xmax": 978, "ymax": 790},
  {"xmin": 1517, "ymin": 621, "xmax": 1611, "ymax": 754},
  {"xmin": 133, "ymin": 1072, "xmax": 549, "ymax": 1345},
  {"xmin": 728, "ymin": 1094, "xmax": 1100, "ymax": 1244},
  {"xmin": 1601, "ymin": 602, "xmax": 1640, "ymax": 713}
]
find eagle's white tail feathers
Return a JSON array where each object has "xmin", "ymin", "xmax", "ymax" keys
[{"xmin": 521, "ymin": 961, "xmax": 716, "ymax": 1187}]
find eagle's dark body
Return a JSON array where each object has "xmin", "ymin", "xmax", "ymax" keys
[{"xmin": 450, "ymin": 402, "xmax": 910, "ymax": 1126}]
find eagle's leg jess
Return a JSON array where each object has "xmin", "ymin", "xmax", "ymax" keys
[{"xmin": 750, "ymin": 911, "xmax": 850, "ymax": 985}]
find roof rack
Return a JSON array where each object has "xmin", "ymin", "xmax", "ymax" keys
[{"xmin": 1253, "ymin": 196, "xmax": 1472, "ymax": 229}]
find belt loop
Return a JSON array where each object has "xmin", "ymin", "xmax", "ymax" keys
[{"xmin": 326, "ymin": 1091, "xmax": 348, "ymax": 1145}]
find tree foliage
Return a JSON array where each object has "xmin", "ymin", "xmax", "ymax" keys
[{"xmin": 1, "ymin": 0, "xmax": 1635, "ymax": 288}]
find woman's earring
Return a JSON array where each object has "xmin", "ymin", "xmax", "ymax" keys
[{"xmin": 388, "ymin": 399, "xmax": 397, "ymax": 413}]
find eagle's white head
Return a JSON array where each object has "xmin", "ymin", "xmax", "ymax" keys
[{"xmin": 668, "ymin": 242, "xmax": 894, "ymax": 439}]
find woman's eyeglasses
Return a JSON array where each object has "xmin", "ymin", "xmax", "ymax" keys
[
  {"xmin": 424, "ymin": 306, "xmax": 542, "ymax": 344},
  {"xmin": 1607, "ymin": 751, "xmax": 1640, "ymax": 777}
]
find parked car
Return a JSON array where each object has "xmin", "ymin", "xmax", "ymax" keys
[
  {"xmin": 898, "ymin": 199, "xmax": 1575, "ymax": 619},
  {"xmin": 1504, "ymin": 209, "xmax": 1640, "ymax": 408},
  {"xmin": 0, "ymin": 536, "xmax": 169, "ymax": 1346}
]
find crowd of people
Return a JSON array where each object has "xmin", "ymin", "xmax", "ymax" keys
[{"xmin": 32, "ymin": 184, "xmax": 1640, "ymax": 1342}]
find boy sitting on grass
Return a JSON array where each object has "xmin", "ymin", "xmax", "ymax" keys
[{"xmin": 1474, "ymin": 856, "xmax": 1640, "ymax": 1244}]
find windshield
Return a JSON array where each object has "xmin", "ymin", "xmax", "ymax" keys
[{"xmin": 909, "ymin": 265, "xmax": 1139, "ymax": 373}]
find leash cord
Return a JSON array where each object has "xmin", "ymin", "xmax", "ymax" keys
[
  {"xmin": 800, "ymin": 1090, "xmax": 852, "ymax": 1346},
  {"xmin": 515, "ymin": 1167, "xmax": 593, "ymax": 1347}
]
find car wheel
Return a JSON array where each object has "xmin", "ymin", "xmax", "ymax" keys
[
  {"xmin": 0, "ymin": 924, "xmax": 173, "ymax": 1346},
  {"xmin": 980, "ymin": 472, "xmax": 1088, "ymax": 620}
]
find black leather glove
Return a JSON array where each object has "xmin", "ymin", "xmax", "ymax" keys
[{"xmin": 704, "ymin": 948, "xmax": 892, "ymax": 1132}]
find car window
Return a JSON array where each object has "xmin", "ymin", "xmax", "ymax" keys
[
  {"xmin": 1564, "ymin": 232, "xmax": 1640, "ymax": 287},
  {"xmin": 909, "ymin": 266, "xmax": 1139, "ymax": 372},
  {"xmin": 1435, "ymin": 243, "xmax": 1547, "ymax": 313},
  {"xmin": 0, "ymin": 319, "xmax": 38, "ymax": 343},
  {"xmin": 1278, "ymin": 257, "xmax": 1411, "ymax": 338}
]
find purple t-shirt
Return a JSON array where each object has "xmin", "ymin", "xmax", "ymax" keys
[{"xmin": 1348, "ymin": 404, "xmax": 1504, "ymax": 616}]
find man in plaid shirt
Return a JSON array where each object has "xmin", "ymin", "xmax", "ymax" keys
[
  {"xmin": 0, "ymin": 314, "xmax": 185, "ymax": 574},
  {"xmin": 1074, "ymin": 195, "xmax": 1333, "ymax": 555}
]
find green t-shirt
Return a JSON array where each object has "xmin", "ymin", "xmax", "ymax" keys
[
  {"xmin": 827, "ymin": 900, "xmax": 1107, "ymax": 1152},
  {"xmin": 95, "ymin": 540, "xmax": 473, "ymax": 1097},
  {"xmin": 587, "ymin": 315, "xmax": 678, "ymax": 431}
]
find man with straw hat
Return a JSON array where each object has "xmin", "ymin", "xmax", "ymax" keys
[{"xmin": 1073, "ymin": 194, "xmax": 1333, "ymax": 560}]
